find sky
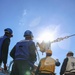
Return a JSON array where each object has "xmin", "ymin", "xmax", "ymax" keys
[{"xmin": 0, "ymin": 0, "xmax": 75, "ymax": 75}]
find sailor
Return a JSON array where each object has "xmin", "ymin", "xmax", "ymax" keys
[
  {"xmin": 60, "ymin": 51, "xmax": 75, "ymax": 75},
  {"xmin": 10, "ymin": 30, "xmax": 37, "ymax": 75},
  {"xmin": 0, "ymin": 28, "xmax": 13, "ymax": 71},
  {"xmin": 35, "ymin": 50, "xmax": 60, "ymax": 75}
]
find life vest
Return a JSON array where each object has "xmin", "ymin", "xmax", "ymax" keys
[
  {"xmin": 0, "ymin": 36, "xmax": 8, "ymax": 58},
  {"xmin": 15, "ymin": 40, "xmax": 35, "ymax": 67},
  {"xmin": 65, "ymin": 56, "xmax": 75, "ymax": 74},
  {"xmin": 15, "ymin": 40, "xmax": 34, "ymax": 60},
  {"xmin": 39, "ymin": 57, "xmax": 56, "ymax": 73}
]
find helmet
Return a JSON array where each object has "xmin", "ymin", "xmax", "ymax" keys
[
  {"xmin": 46, "ymin": 50, "xmax": 52, "ymax": 54},
  {"xmin": 67, "ymin": 51, "xmax": 73, "ymax": 54},
  {"xmin": 4, "ymin": 28, "xmax": 13, "ymax": 34},
  {"xmin": 67, "ymin": 51, "xmax": 74, "ymax": 56},
  {"xmin": 24, "ymin": 30, "xmax": 33, "ymax": 37}
]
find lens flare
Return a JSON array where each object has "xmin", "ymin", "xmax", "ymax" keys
[{"xmin": 37, "ymin": 31, "xmax": 55, "ymax": 43}]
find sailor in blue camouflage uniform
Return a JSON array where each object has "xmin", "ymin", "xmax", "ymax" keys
[
  {"xmin": 0, "ymin": 28, "xmax": 13, "ymax": 71},
  {"xmin": 10, "ymin": 30, "xmax": 37, "ymax": 75}
]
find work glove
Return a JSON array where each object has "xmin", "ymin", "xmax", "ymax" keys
[{"xmin": 4, "ymin": 64, "xmax": 7, "ymax": 70}]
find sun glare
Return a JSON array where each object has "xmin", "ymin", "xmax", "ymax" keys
[
  {"xmin": 35, "ymin": 25, "xmax": 60, "ymax": 44},
  {"xmin": 37, "ymin": 31, "xmax": 55, "ymax": 43}
]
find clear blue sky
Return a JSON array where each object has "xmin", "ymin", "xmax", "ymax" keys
[{"xmin": 0, "ymin": 0, "xmax": 75, "ymax": 74}]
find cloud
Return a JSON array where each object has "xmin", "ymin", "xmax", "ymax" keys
[
  {"xmin": 23, "ymin": 10, "xmax": 27, "ymax": 16},
  {"xmin": 19, "ymin": 9, "xmax": 41, "ymax": 28},
  {"xmin": 19, "ymin": 9, "xmax": 27, "ymax": 26},
  {"xmin": 29, "ymin": 17, "xmax": 41, "ymax": 27},
  {"xmin": 17, "ymin": 9, "xmax": 27, "ymax": 34}
]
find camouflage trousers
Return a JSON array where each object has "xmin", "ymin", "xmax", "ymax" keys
[{"xmin": 10, "ymin": 60, "xmax": 32, "ymax": 75}]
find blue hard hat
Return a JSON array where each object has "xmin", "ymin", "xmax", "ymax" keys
[
  {"xmin": 4, "ymin": 28, "xmax": 13, "ymax": 34},
  {"xmin": 24, "ymin": 30, "xmax": 33, "ymax": 37}
]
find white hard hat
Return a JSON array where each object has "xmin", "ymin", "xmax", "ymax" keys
[{"xmin": 67, "ymin": 51, "xmax": 74, "ymax": 56}]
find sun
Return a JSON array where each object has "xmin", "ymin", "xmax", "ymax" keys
[
  {"xmin": 37, "ymin": 31, "xmax": 55, "ymax": 43},
  {"xmin": 35, "ymin": 25, "xmax": 60, "ymax": 43}
]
